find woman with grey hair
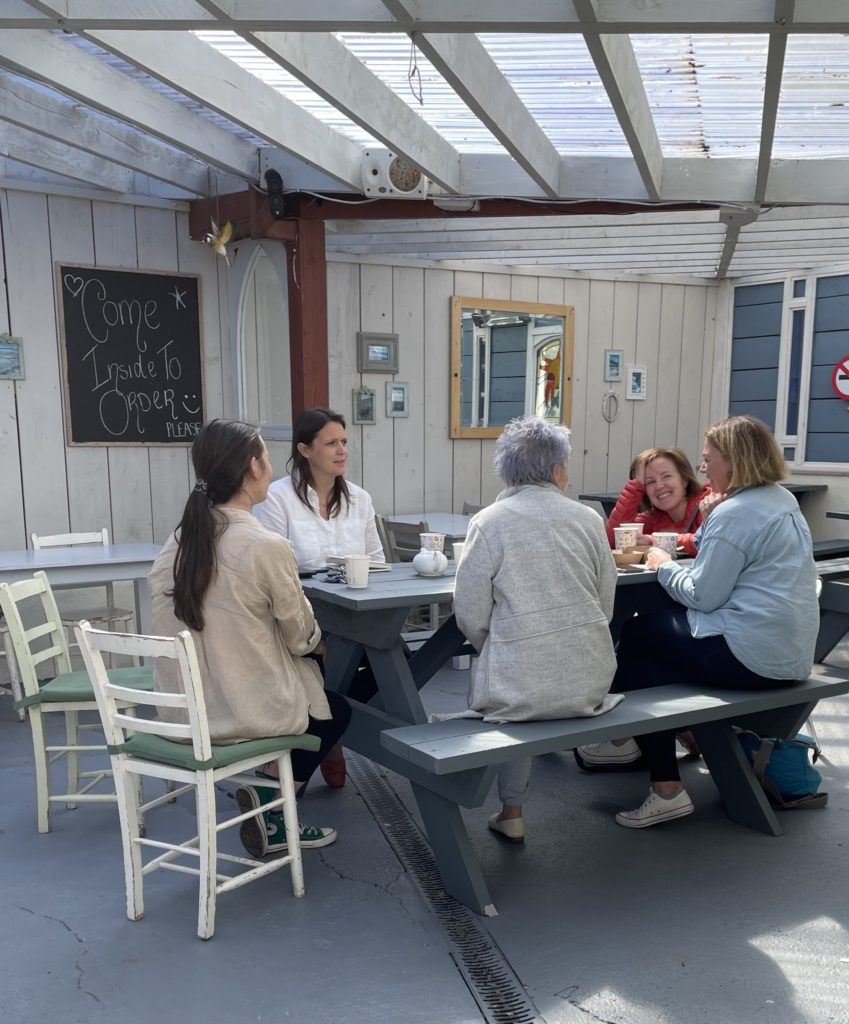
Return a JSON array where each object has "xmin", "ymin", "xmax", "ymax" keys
[{"xmin": 453, "ymin": 416, "xmax": 620, "ymax": 843}]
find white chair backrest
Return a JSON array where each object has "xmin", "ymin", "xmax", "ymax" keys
[
  {"xmin": 32, "ymin": 528, "xmax": 110, "ymax": 550},
  {"xmin": 0, "ymin": 572, "xmax": 72, "ymax": 698},
  {"xmin": 75, "ymin": 622, "xmax": 214, "ymax": 764}
]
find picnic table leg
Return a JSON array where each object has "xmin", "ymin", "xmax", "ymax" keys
[
  {"xmin": 692, "ymin": 722, "xmax": 783, "ymax": 836},
  {"xmin": 411, "ymin": 782, "xmax": 498, "ymax": 917}
]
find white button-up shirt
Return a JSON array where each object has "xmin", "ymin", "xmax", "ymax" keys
[{"xmin": 253, "ymin": 475, "xmax": 385, "ymax": 571}]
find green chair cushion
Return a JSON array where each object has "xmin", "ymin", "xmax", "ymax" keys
[
  {"xmin": 15, "ymin": 667, "xmax": 154, "ymax": 710},
  {"xmin": 111, "ymin": 731, "xmax": 321, "ymax": 771}
]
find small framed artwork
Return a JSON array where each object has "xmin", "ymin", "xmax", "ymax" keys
[
  {"xmin": 603, "ymin": 348, "xmax": 624, "ymax": 382},
  {"xmin": 352, "ymin": 386, "xmax": 377, "ymax": 425},
  {"xmin": 626, "ymin": 364, "xmax": 647, "ymax": 400},
  {"xmin": 386, "ymin": 381, "xmax": 410, "ymax": 418},
  {"xmin": 0, "ymin": 334, "xmax": 24, "ymax": 380},
  {"xmin": 357, "ymin": 331, "xmax": 399, "ymax": 374}
]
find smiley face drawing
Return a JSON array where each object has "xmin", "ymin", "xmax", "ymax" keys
[{"xmin": 182, "ymin": 393, "xmax": 201, "ymax": 415}]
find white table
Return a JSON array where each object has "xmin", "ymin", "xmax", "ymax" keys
[
  {"xmin": 0, "ymin": 544, "xmax": 162, "ymax": 632},
  {"xmin": 386, "ymin": 514, "xmax": 471, "ymax": 546}
]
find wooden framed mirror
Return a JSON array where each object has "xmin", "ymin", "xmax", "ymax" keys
[{"xmin": 450, "ymin": 296, "xmax": 574, "ymax": 439}]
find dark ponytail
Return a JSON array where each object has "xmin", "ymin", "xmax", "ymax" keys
[
  {"xmin": 290, "ymin": 406, "xmax": 350, "ymax": 518},
  {"xmin": 171, "ymin": 419, "xmax": 264, "ymax": 630}
]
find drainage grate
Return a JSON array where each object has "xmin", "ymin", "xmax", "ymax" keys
[{"xmin": 347, "ymin": 753, "xmax": 543, "ymax": 1024}]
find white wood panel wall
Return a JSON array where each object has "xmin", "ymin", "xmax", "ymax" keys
[
  {"xmin": 0, "ymin": 188, "xmax": 224, "ymax": 548},
  {"xmin": 326, "ymin": 258, "xmax": 720, "ymax": 517}
]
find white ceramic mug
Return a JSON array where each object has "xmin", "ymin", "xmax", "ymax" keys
[
  {"xmin": 452, "ymin": 542, "xmax": 465, "ymax": 563},
  {"xmin": 420, "ymin": 532, "xmax": 445, "ymax": 552},
  {"xmin": 653, "ymin": 532, "xmax": 678, "ymax": 556},
  {"xmin": 344, "ymin": 554, "xmax": 370, "ymax": 588},
  {"xmin": 613, "ymin": 526, "xmax": 638, "ymax": 551}
]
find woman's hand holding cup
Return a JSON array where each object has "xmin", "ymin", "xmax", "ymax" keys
[{"xmin": 645, "ymin": 546, "xmax": 674, "ymax": 570}]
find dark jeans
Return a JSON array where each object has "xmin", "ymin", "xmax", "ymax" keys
[
  {"xmin": 291, "ymin": 689, "xmax": 351, "ymax": 788},
  {"xmin": 613, "ymin": 608, "xmax": 795, "ymax": 782}
]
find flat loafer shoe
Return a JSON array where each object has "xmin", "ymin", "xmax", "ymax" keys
[{"xmin": 488, "ymin": 813, "xmax": 525, "ymax": 844}]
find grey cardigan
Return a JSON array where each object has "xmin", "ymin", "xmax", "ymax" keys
[{"xmin": 453, "ymin": 483, "xmax": 621, "ymax": 723}]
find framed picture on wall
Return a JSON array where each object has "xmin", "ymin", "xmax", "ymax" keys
[
  {"xmin": 357, "ymin": 331, "xmax": 399, "ymax": 373},
  {"xmin": 386, "ymin": 381, "xmax": 410, "ymax": 418},
  {"xmin": 0, "ymin": 334, "xmax": 24, "ymax": 380},
  {"xmin": 626, "ymin": 365, "xmax": 647, "ymax": 400},
  {"xmin": 352, "ymin": 386, "xmax": 377, "ymax": 425},
  {"xmin": 603, "ymin": 348, "xmax": 624, "ymax": 382}
]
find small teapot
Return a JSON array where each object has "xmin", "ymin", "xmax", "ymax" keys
[{"xmin": 413, "ymin": 548, "xmax": 448, "ymax": 576}]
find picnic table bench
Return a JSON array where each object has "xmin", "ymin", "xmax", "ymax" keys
[{"xmin": 383, "ymin": 666, "xmax": 849, "ymax": 913}]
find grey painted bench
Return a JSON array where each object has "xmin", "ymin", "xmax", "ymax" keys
[
  {"xmin": 381, "ymin": 665, "xmax": 849, "ymax": 913},
  {"xmin": 813, "ymin": 539, "xmax": 849, "ymax": 560}
]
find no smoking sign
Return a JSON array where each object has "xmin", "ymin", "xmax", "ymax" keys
[{"xmin": 832, "ymin": 357, "xmax": 849, "ymax": 399}]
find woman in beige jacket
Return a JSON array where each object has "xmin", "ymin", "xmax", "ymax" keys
[
  {"xmin": 149, "ymin": 419, "xmax": 350, "ymax": 857},
  {"xmin": 453, "ymin": 416, "xmax": 620, "ymax": 843}
]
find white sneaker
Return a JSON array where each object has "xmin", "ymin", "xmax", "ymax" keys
[
  {"xmin": 575, "ymin": 737, "xmax": 642, "ymax": 768},
  {"xmin": 615, "ymin": 789, "xmax": 694, "ymax": 829}
]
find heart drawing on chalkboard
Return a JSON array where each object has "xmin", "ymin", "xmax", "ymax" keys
[{"xmin": 64, "ymin": 275, "xmax": 84, "ymax": 298}]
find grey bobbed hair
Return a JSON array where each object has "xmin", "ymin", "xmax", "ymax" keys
[{"xmin": 493, "ymin": 416, "xmax": 572, "ymax": 488}]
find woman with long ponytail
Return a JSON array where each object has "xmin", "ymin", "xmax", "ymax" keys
[{"xmin": 149, "ymin": 419, "xmax": 351, "ymax": 857}]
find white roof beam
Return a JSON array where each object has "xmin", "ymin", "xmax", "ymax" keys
[
  {"xmin": 238, "ymin": 27, "xmax": 461, "ymax": 192},
  {"xmin": 8, "ymin": 1, "xmax": 849, "ymax": 33},
  {"xmin": 753, "ymin": 0, "xmax": 794, "ymax": 204},
  {"xmin": 0, "ymin": 121, "xmax": 133, "ymax": 191},
  {"xmin": 573, "ymin": 0, "xmax": 662, "ymax": 200},
  {"xmin": 0, "ymin": 30, "xmax": 257, "ymax": 180},
  {"xmin": 0, "ymin": 74, "xmax": 213, "ymax": 194},
  {"xmin": 84, "ymin": 28, "xmax": 364, "ymax": 190}
]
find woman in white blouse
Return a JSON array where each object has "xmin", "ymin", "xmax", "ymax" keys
[
  {"xmin": 254, "ymin": 407, "xmax": 385, "ymax": 572},
  {"xmin": 254, "ymin": 406, "xmax": 385, "ymax": 787}
]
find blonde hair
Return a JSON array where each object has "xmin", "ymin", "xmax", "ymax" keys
[{"xmin": 704, "ymin": 416, "xmax": 786, "ymax": 489}]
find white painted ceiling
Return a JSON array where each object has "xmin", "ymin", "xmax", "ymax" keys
[{"xmin": 2, "ymin": 2, "xmax": 849, "ymax": 278}]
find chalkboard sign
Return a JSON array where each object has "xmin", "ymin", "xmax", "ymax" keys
[{"xmin": 56, "ymin": 263, "xmax": 205, "ymax": 445}]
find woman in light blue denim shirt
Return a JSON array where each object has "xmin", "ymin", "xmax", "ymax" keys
[{"xmin": 577, "ymin": 416, "xmax": 819, "ymax": 829}]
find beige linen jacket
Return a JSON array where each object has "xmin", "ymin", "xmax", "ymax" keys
[
  {"xmin": 149, "ymin": 508, "xmax": 328, "ymax": 742},
  {"xmin": 453, "ymin": 483, "xmax": 620, "ymax": 723}
]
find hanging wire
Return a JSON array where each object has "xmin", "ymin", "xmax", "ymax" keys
[{"xmin": 407, "ymin": 33, "xmax": 424, "ymax": 106}]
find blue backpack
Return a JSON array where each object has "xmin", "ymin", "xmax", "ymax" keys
[{"xmin": 736, "ymin": 730, "xmax": 828, "ymax": 809}]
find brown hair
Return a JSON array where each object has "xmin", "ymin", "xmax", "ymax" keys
[
  {"xmin": 629, "ymin": 447, "xmax": 702, "ymax": 512},
  {"xmin": 704, "ymin": 415, "xmax": 786, "ymax": 489},
  {"xmin": 171, "ymin": 419, "xmax": 265, "ymax": 631},
  {"xmin": 289, "ymin": 407, "xmax": 350, "ymax": 518}
]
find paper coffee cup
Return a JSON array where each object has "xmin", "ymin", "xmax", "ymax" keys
[
  {"xmin": 452, "ymin": 542, "xmax": 465, "ymax": 563},
  {"xmin": 420, "ymin": 532, "xmax": 445, "ymax": 552},
  {"xmin": 344, "ymin": 554, "xmax": 370, "ymax": 588},
  {"xmin": 621, "ymin": 523, "xmax": 644, "ymax": 535},
  {"xmin": 653, "ymin": 532, "xmax": 678, "ymax": 556},
  {"xmin": 613, "ymin": 526, "xmax": 638, "ymax": 551}
]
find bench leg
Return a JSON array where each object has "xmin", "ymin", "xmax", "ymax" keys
[
  {"xmin": 693, "ymin": 722, "xmax": 783, "ymax": 836},
  {"xmin": 411, "ymin": 782, "xmax": 497, "ymax": 917}
]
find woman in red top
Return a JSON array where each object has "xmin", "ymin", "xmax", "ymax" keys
[{"xmin": 605, "ymin": 447, "xmax": 708, "ymax": 557}]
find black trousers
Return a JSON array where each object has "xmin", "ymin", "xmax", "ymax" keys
[
  {"xmin": 290, "ymin": 689, "xmax": 351, "ymax": 787},
  {"xmin": 613, "ymin": 608, "xmax": 796, "ymax": 782}
]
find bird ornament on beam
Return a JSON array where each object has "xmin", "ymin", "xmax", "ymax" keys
[{"xmin": 204, "ymin": 219, "xmax": 234, "ymax": 266}]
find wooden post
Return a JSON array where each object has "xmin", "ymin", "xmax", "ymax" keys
[{"xmin": 285, "ymin": 219, "xmax": 329, "ymax": 417}]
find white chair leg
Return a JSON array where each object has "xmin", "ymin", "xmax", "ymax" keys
[
  {"xmin": 803, "ymin": 715, "xmax": 820, "ymax": 747},
  {"xmin": 114, "ymin": 760, "xmax": 145, "ymax": 922},
  {"xmin": 29, "ymin": 709, "xmax": 52, "ymax": 833},
  {"xmin": 2, "ymin": 628, "xmax": 27, "ymax": 722},
  {"xmin": 65, "ymin": 710, "xmax": 80, "ymax": 809},
  {"xmin": 196, "ymin": 773, "xmax": 218, "ymax": 940},
  {"xmin": 277, "ymin": 753, "xmax": 305, "ymax": 898}
]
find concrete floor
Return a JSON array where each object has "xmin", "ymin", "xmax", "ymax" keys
[{"xmin": 2, "ymin": 649, "xmax": 848, "ymax": 1024}]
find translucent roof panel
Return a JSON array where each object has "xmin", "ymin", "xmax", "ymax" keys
[{"xmin": 774, "ymin": 35, "xmax": 849, "ymax": 158}]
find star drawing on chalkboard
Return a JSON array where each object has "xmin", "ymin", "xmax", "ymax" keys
[{"xmin": 170, "ymin": 285, "xmax": 187, "ymax": 310}]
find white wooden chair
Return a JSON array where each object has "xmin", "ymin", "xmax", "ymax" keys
[
  {"xmin": 0, "ymin": 623, "xmax": 26, "ymax": 721},
  {"xmin": 31, "ymin": 529, "xmax": 136, "ymax": 665},
  {"xmin": 0, "ymin": 572, "xmax": 154, "ymax": 833},
  {"xmin": 75, "ymin": 620, "xmax": 319, "ymax": 941}
]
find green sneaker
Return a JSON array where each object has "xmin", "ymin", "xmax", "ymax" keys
[{"xmin": 235, "ymin": 785, "xmax": 337, "ymax": 857}]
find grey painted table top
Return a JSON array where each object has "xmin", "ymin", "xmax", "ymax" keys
[
  {"xmin": 826, "ymin": 509, "xmax": 849, "ymax": 521},
  {"xmin": 0, "ymin": 543, "xmax": 162, "ymax": 579}
]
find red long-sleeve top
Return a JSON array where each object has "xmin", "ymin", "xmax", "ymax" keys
[{"xmin": 604, "ymin": 478, "xmax": 710, "ymax": 556}]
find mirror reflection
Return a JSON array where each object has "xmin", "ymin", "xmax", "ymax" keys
[{"xmin": 450, "ymin": 296, "xmax": 573, "ymax": 438}]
